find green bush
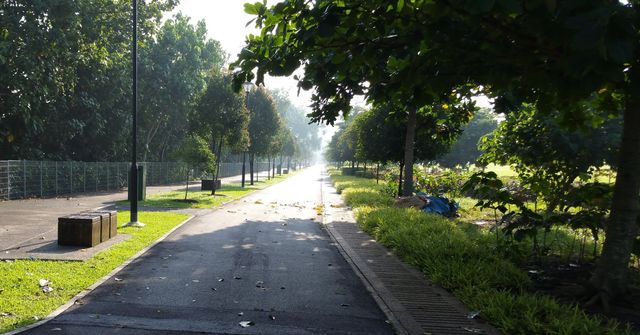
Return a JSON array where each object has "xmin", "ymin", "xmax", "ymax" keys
[
  {"xmin": 343, "ymin": 187, "xmax": 393, "ymax": 208},
  {"xmin": 332, "ymin": 169, "xmax": 636, "ymax": 335}
]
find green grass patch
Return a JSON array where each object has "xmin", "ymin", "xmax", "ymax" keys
[
  {"xmin": 329, "ymin": 169, "xmax": 636, "ymax": 335},
  {"xmin": 119, "ymin": 174, "xmax": 291, "ymax": 209},
  {"xmin": 0, "ymin": 211, "xmax": 188, "ymax": 333}
]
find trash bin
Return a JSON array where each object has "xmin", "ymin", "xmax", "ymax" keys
[{"xmin": 128, "ymin": 165, "xmax": 147, "ymax": 201}]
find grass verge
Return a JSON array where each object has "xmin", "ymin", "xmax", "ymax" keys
[
  {"xmin": 329, "ymin": 169, "xmax": 636, "ymax": 335},
  {"xmin": 119, "ymin": 174, "xmax": 293, "ymax": 209},
  {"xmin": 0, "ymin": 211, "xmax": 188, "ymax": 333}
]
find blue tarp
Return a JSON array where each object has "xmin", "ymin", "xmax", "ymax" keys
[{"xmin": 416, "ymin": 192, "xmax": 459, "ymax": 217}]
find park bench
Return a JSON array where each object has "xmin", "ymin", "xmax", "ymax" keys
[{"xmin": 58, "ymin": 210, "xmax": 117, "ymax": 247}]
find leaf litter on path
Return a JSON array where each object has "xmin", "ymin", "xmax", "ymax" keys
[{"xmin": 239, "ymin": 321, "xmax": 254, "ymax": 328}]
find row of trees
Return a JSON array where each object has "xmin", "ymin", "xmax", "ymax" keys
[
  {"xmin": 231, "ymin": 0, "xmax": 640, "ymax": 307},
  {"xmin": 0, "ymin": 1, "xmax": 319, "ymax": 178}
]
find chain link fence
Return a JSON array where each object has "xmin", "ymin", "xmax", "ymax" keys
[{"xmin": 0, "ymin": 160, "xmax": 273, "ymax": 200}]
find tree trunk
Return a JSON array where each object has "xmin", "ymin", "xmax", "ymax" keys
[
  {"xmin": 589, "ymin": 78, "xmax": 640, "ymax": 306},
  {"xmin": 376, "ymin": 163, "xmax": 380, "ymax": 184},
  {"xmin": 212, "ymin": 139, "xmax": 223, "ymax": 196},
  {"xmin": 250, "ymin": 152, "xmax": 255, "ymax": 185},
  {"xmin": 402, "ymin": 106, "xmax": 417, "ymax": 196},
  {"xmin": 184, "ymin": 168, "xmax": 190, "ymax": 201},
  {"xmin": 272, "ymin": 156, "xmax": 276, "ymax": 178},
  {"xmin": 398, "ymin": 161, "xmax": 404, "ymax": 197}
]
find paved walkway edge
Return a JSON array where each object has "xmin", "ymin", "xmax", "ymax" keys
[
  {"xmin": 320, "ymin": 177, "xmax": 420, "ymax": 335},
  {"xmin": 2, "ymin": 214, "xmax": 196, "ymax": 335}
]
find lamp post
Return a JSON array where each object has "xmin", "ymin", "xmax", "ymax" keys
[
  {"xmin": 241, "ymin": 82, "xmax": 253, "ymax": 188},
  {"xmin": 125, "ymin": 0, "xmax": 144, "ymax": 227}
]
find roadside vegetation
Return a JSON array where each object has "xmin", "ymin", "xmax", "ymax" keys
[{"xmin": 329, "ymin": 168, "xmax": 638, "ymax": 334}]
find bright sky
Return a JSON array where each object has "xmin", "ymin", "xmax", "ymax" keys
[{"xmin": 169, "ymin": 0, "xmax": 314, "ymax": 109}]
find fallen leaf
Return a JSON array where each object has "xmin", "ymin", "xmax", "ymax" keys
[
  {"xmin": 114, "ymin": 277, "xmax": 123, "ymax": 282},
  {"xmin": 239, "ymin": 321, "xmax": 254, "ymax": 328},
  {"xmin": 218, "ymin": 278, "xmax": 224, "ymax": 282},
  {"xmin": 467, "ymin": 310, "xmax": 480, "ymax": 319}
]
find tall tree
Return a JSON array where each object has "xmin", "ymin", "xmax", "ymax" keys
[
  {"xmin": 139, "ymin": 14, "xmax": 225, "ymax": 162},
  {"xmin": 246, "ymin": 86, "xmax": 280, "ymax": 184},
  {"xmin": 194, "ymin": 72, "xmax": 249, "ymax": 193},
  {"xmin": 0, "ymin": 0, "xmax": 177, "ymax": 160}
]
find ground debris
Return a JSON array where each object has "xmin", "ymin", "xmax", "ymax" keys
[
  {"xmin": 467, "ymin": 310, "xmax": 480, "ymax": 319},
  {"xmin": 463, "ymin": 327, "xmax": 484, "ymax": 333},
  {"xmin": 239, "ymin": 321, "xmax": 254, "ymax": 328},
  {"xmin": 38, "ymin": 279, "xmax": 53, "ymax": 293}
]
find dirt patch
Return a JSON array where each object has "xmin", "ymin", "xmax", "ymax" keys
[
  {"xmin": 527, "ymin": 260, "xmax": 640, "ymax": 330},
  {"xmin": 171, "ymin": 199, "xmax": 199, "ymax": 204}
]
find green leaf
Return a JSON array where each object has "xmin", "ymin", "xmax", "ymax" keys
[{"xmin": 244, "ymin": 3, "xmax": 259, "ymax": 15}]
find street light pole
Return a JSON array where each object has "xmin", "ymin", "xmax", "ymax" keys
[
  {"xmin": 126, "ymin": 0, "xmax": 144, "ymax": 227},
  {"xmin": 241, "ymin": 152, "xmax": 246, "ymax": 188},
  {"xmin": 242, "ymin": 82, "xmax": 253, "ymax": 188}
]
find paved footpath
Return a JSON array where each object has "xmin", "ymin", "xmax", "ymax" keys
[{"xmin": 18, "ymin": 166, "xmax": 395, "ymax": 335}]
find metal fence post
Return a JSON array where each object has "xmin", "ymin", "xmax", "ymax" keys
[
  {"xmin": 70, "ymin": 162, "xmax": 73, "ymax": 194},
  {"xmin": 7, "ymin": 161, "xmax": 10, "ymax": 200},
  {"xmin": 107, "ymin": 163, "xmax": 110, "ymax": 191},
  {"xmin": 40, "ymin": 161, "xmax": 43, "ymax": 198},
  {"xmin": 23, "ymin": 160, "xmax": 26, "ymax": 198},
  {"xmin": 55, "ymin": 161, "xmax": 58, "ymax": 196}
]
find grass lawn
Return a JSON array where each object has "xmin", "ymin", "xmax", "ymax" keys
[
  {"xmin": 0, "ymin": 211, "xmax": 188, "ymax": 333},
  {"xmin": 328, "ymin": 169, "xmax": 636, "ymax": 335},
  {"xmin": 120, "ymin": 174, "xmax": 293, "ymax": 209}
]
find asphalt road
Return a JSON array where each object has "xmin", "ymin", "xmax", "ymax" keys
[{"xmin": 21, "ymin": 166, "xmax": 394, "ymax": 335}]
